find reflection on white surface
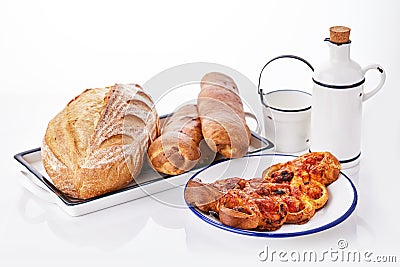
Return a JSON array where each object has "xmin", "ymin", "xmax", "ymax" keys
[
  {"xmin": 133, "ymin": 218, "xmax": 187, "ymax": 254},
  {"xmin": 17, "ymin": 190, "xmax": 149, "ymax": 250},
  {"xmin": 16, "ymin": 185, "xmax": 190, "ymax": 247}
]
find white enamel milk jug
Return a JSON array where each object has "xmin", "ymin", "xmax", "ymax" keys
[{"xmin": 310, "ymin": 26, "xmax": 386, "ymax": 168}]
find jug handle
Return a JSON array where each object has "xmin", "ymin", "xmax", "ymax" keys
[{"xmin": 362, "ymin": 64, "xmax": 386, "ymax": 102}]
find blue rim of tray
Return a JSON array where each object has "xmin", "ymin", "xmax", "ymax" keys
[{"xmin": 184, "ymin": 154, "xmax": 358, "ymax": 238}]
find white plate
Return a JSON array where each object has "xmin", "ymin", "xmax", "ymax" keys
[{"xmin": 185, "ymin": 154, "xmax": 358, "ymax": 237}]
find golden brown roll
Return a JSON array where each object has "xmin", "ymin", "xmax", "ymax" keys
[
  {"xmin": 218, "ymin": 189, "xmax": 261, "ymax": 230},
  {"xmin": 262, "ymin": 152, "xmax": 341, "ymax": 186},
  {"xmin": 197, "ymin": 72, "xmax": 251, "ymax": 158},
  {"xmin": 42, "ymin": 84, "xmax": 159, "ymax": 199},
  {"xmin": 147, "ymin": 104, "xmax": 203, "ymax": 175}
]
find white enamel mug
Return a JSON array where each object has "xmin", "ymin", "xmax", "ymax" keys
[{"xmin": 258, "ymin": 55, "xmax": 314, "ymax": 153}]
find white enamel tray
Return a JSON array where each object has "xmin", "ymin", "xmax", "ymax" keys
[
  {"xmin": 185, "ymin": 154, "xmax": 358, "ymax": 238},
  {"xmin": 14, "ymin": 118, "xmax": 273, "ymax": 217}
]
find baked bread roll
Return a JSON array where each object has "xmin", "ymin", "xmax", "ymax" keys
[
  {"xmin": 42, "ymin": 84, "xmax": 159, "ymax": 199},
  {"xmin": 147, "ymin": 104, "xmax": 203, "ymax": 175},
  {"xmin": 262, "ymin": 152, "xmax": 341, "ymax": 186},
  {"xmin": 197, "ymin": 72, "xmax": 251, "ymax": 158}
]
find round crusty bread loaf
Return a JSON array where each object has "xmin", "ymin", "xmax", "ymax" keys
[{"xmin": 42, "ymin": 84, "xmax": 159, "ymax": 199}]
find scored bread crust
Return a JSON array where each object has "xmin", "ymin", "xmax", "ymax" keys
[
  {"xmin": 42, "ymin": 84, "xmax": 159, "ymax": 199},
  {"xmin": 197, "ymin": 72, "xmax": 251, "ymax": 158}
]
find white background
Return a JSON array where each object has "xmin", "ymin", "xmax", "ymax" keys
[{"xmin": 1, "ymin": 0, "xmax": 400, "ymax": 266}]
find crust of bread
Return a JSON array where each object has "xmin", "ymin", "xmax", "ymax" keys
[
  {"xmin": 197, "ymin": 72, "xmax": 251, "ymax": 158},
  {"xmin": 42, "ymin": 84, "xmax": 159, "ymax": 199},
  {"xmin": 147, "ymin": 104, "xmax": 202, "ymax": 175}
]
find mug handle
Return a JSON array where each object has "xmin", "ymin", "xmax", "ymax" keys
[
  {"xmin": 362, "ymin": 64, "xmax": 386, "ymax": 102},
  {"xmin": 244, "ymin": 112, "xmax": 261, "ymax": 135}
]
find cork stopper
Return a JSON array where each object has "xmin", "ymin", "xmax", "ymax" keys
[{"xmin": 329, "ymin": 26, "xmax": 351, "ymax": 44}]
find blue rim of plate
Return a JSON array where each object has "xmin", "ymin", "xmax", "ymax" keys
[{"xmin": 184, "ymin": 153, "xmax": 358, "ymax": 238}]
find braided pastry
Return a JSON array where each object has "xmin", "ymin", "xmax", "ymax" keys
[{"xmin": 185, "ymin": 152, "xmax": 341, "ymax": 231}]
